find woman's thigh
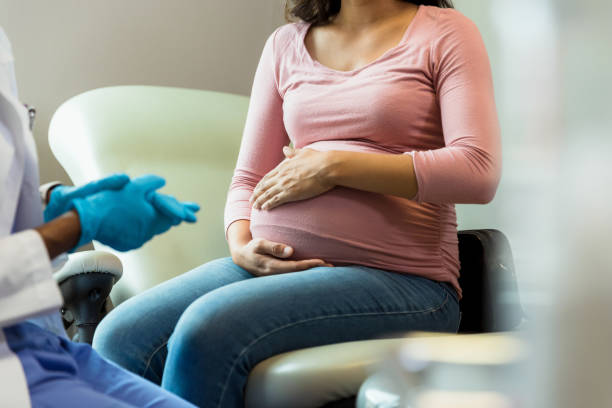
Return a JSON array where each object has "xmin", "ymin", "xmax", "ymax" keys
[
  {"xmin": 161, "ymin": 265, "xmax": 460, "ymax": 408},
  {"xmin": 93, "ymin": 257, "xmax": 252, "ymax": 383}
]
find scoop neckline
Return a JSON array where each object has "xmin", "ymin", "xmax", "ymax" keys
[{"xmin": 299, "ymin": 5, "xmax": 423, "ymax": 75}]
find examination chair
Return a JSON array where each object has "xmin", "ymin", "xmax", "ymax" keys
[{"xmin": 49, "ymin": 86, "xmax": 523, "ymax": 408}]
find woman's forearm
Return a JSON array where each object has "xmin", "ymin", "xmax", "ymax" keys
[
  {"xmin": 251, "ymin": 148, "xmax": 419, "ymax": 211},
  {"xmin": 227, "ymin": 219, "xmax": 253, "ymax": 256},
  {"xmin": 324, "ymin": 150, "xmax": 418, "ymax": 199}
]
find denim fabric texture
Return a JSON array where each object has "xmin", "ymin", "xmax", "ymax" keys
[{"xmin": 93, "ymin": 257, "xmax": 460, "ymax": 408}]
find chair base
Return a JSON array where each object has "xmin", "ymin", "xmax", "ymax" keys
[
  {"xmin": 59, "ymin": 272, "xmax": 115, "ymax": 344},
  {"xmin": 322, "ymin": 398, "xmax": 356, "ymax": 408}
]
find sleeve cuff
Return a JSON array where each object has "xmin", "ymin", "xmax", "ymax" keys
[
  {"xmin": 224, "ymin": 189, "xmax": 254, "ymax": 239},
  {"xmin": 0, "ymin": 230, "xmax": 63, "ymax": 328},
  {"xmin": 39, "ymin": 181, "xmax": 62, "ymax": 205},
  {"xmin": 224, "ymin": 217, "xmax": 251, "ymax": 241},
  {"xmin": 405, "ymin": 151, "xmax": 424, "ymax": 202}
]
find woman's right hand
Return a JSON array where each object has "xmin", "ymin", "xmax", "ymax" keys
[{"xmin": 232, "ymin": 238, "xmax": 332, "ymax": 277}]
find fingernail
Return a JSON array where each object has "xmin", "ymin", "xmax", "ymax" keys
[{"xmin": 283, "ymin": 247, "xmax": 292, "ymax": 256}]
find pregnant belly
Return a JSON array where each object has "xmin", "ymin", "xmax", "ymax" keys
[{"xmin": 250, "ymin": 186, "xmax": 441, "ymax": 264}]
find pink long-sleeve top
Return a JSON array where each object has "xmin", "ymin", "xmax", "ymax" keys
[{"xmin": 224, "ymin": 6, "xmax": 501, "ymax": 297}]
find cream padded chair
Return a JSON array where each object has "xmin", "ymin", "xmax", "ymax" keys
[
  {"xmin": 50, "ymin": 86, "xmax": 244, "ymax": 304},
  {"xmin": 49, "ymin": 86, "xmax": 523, "ymax": 408}
]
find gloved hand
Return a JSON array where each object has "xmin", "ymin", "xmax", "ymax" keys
[
  {"xmin": 44, "ymin": 173, "xmax": 130, "ymax": 222},
  {"xmin": 150, "ymin": 193, "xmax": 200, "ymax": 224},
  {"xmin": 71, "ymin": 174, "xmax": 199, "ymax": 251}
]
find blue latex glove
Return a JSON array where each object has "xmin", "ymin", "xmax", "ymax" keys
[
  {"xmin": 44, "ymin": 173, "xmax": 130, "ymax": 222},
  {"xmin": 150, "ymin": 193, "xmax": 200, "ymax": 224},
  {"xmin": 71, "ymin": 175, "xmax": 199, "ymax": 251}
]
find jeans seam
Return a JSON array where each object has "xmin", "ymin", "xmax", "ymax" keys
[
  {"xmin": 215, "ymin": 291, "xmax": 450, "ymax": 407},
  {"xmin": 141, "ymin": 340, "xmax": 168, "ymax": 380}
]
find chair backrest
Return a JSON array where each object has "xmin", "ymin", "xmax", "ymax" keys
[
  {"xmin": 457, "ymin": 229, "xmax": 523, "ymax": 333},
  {"xmin": 49, "ymin": 86, "xmax": 249, "ymax": 303}
]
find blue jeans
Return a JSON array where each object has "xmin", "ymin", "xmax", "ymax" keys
[
  {"xmin": 93, "ymin": 258, "xmax": 460, "ymax": 408},
  {"xmin": 4, "ymin": 322, "xmax": 195, "ymax": 408}
]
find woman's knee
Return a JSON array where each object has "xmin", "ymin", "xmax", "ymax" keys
[
  {"xmin": 93, "ymin": 257, "xmax": 246, "ymax": 352},
  {"xmin": 166, "ymin": 284, "xmax": 270, "ymax": 367},
  {"xmin": 170, "ymin": 294, "xmax": 239, "ymax": 352}
]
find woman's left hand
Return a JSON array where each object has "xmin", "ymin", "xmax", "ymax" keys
[{"xmin": 250, "ymin": 146, "xmax": 335, "ymax": 211}]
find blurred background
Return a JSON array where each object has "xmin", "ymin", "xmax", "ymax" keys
[
  {"xmin": 0, "ymin": 0, "xmax": 285, "ymax": 184},
  {"xmin": 2, "ymin": 0, "xmax": 611, "ymax": 405}
]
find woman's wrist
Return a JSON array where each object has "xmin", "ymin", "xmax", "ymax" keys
[
  {"xmin": 229, "ymin": 239, "xmax": 249, "ymax": 262},
  {"xmin": 320, "ymin": 150, "xmax": 344, "ymax": 186},
  {"xmin": 229, "ymin": 238, "xmax": 248, "ymax": 255}
]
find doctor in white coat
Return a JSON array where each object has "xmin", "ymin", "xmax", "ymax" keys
[{"xmin": 0, "ymin": 27, "xmax": 198, "ymax": 407}]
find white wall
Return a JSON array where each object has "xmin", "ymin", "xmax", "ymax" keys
[{"xmin": 0, "ymin": 0, "xmax": 285, "ymax": 184}]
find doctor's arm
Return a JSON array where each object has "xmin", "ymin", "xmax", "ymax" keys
[
  {"xmin": 0, "ymin": 176, "xmax": 198, "ymax": 330},
  {"xmin": 43, "ymin": 174, "xmax": 199, "ymax": 253},
  {"xmin": 1, "ymin": 181, "xmax": 172, "ymax": 329},
  {"xmin": 35, "ymin": 210, "xmax": 81, "ymax": 259}
]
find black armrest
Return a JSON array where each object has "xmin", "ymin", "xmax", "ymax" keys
[{"xmin": 457, "ymin": 229, "xmax": 524, "ymax": 333}]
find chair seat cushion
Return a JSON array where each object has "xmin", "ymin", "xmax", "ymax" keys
[
  {"xmin": 245, "ymin": 338, "xmax": 405, "ymax": 408},
  {"xmin": 53, "ymin": 250, "xmax": 122, "ymax": 284}
]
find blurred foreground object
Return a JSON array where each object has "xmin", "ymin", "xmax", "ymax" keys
[
  {"xmin": 517, "ymin": 0, "xmax": 612, "ymax": 407},
  {"xmin": 357, "ymin": 333, "xmax": 525, "ymax": 408}
]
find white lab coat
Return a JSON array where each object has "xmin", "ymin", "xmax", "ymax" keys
[{"xmin": 0, "ymin": 27, "xmax": 64, "ymax": 407}]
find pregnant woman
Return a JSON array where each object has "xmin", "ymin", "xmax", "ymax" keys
[{"xmin": 94, "ymin": 0, "xmax": 501, "ymax": 406}]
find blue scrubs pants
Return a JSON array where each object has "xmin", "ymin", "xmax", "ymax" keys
[{"xmin": 4, "ymin": 322, "xmax": 195, "ymax": 408}]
